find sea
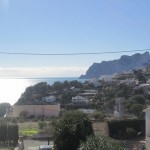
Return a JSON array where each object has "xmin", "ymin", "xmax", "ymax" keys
[{"xmin": 0, "ymin": 77, "xmax": 87, "ymax": 105}]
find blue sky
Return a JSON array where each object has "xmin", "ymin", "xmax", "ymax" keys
[{"xmin": 0, "ymin": 0, "xmax": 150, "ymax": 77}]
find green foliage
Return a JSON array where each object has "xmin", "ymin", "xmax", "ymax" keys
[
  {"xmin": 34, "ymin": 82, "xmax": 49, "ymax": 95},
  {"xmin": 108, "ymin": 119, "xmax": 145, "ymax": 139},
  {"xmin": 116, "ymin": 83, "xmax": 132, "ymax": 98},
  {"xmin": 131, "ymin": 95, "xmax": 145, "ymax": 104},
  {"xmin": 15, "ymin": 80, "xmax": 84, "ymax": 105},
  {"xmin": 54, "ymin": 111, "xmax": 93, "ymax": 150},
  {"xmin": 123, "ymin": 128, "xmax": 136, "ymax": 139},
  {"xmin": 133, "ymin": 87, "xmax": 144, "ymax": 95},
  {"xmin": 19, "ymin": 128, "xmax": 38, "ymax": 137},
  {"xmin": 130, "ymin": 104, "xmax": 144, "ymax": 117},
  {"xmin": 92, "ymin": 111, "xmax": 105, "ymax": 120},
  {"xmin": 78, "ymin": 134, "xmax": 124, "ymax": 150},
  {"xmin": 70, "ymin": 80, "xmax": 83, "ymax": 88},
  {"xmin": 38, "ymin": 121, "xmax": 47, "ymax": 129},
  {"xmin": 133, "ymin": 69, "xmax": 147, "ymax": 83}
]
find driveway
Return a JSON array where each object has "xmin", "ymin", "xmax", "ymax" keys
[{"xmin": 24, "ymin": 139, "xmax": 53, "ymax": 150}]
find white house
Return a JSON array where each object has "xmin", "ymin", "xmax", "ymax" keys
[
  {"xmin": 72, "ymin": 95, "xmax": 88, "ymax": 104},
  {"xmin": 42, "ymin": 96, "xmax": 56, "ymax": 103},
  {"xmin": 143, "ymin": 107, "xmax": 150, "ymax": 150}
]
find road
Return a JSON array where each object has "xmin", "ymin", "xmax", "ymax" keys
[{"xmin": 24, "ymin": 139, "xmax": 53, "ymax": 150}]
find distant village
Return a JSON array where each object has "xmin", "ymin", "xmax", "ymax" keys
[
  {"xmin": 5, "ymin": 67, "xmax": 150, "ymax": 149},
  {"xmin": 5, "ymin": 67, "xmax": 150, "ymax": 118}
]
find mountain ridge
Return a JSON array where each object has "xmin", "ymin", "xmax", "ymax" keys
[{"xmin": 80, "ymin": 52, "xmax": 150, "ymax": 79}]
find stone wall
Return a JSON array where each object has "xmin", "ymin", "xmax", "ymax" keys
[{"xmin": 13, "ymin": 104, "xmax": 60, "ymax": 117}]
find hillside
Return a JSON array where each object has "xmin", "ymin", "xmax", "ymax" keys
[{"xmin": 80, "ymin": 52, "xmax": 150, "ymax": 79}]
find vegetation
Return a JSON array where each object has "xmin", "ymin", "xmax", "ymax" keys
[
  {"xmin": 92, "ymin": 111, "xmax": 105, "ymax": 120},
  {"xmin": 19, "ymin": 128, "xmax": 38, "ymax": 137},
  {"xmin": 78, "ymin": 134, "xmax": 124, "ymax": 150},
  {"xmin": 130, "ymin": 104, "xmax": 144, "ymax": 117},
  {"xmin": 15, "ymin": 80, "xmax": 83, "ymax": 105},
  {"xmin": 108, "ymin": 119, "xmax": 145, "ymax": 139},
  {"xmin": 133, "ymin": 69, "xmax": 147, "ymax": 83},
  {"xmin": 123, "ymin": 128, "xmax": 136, "ymax": 139},
  {"xmin": 38, "ymin": 121, "xmax": 47, "ymax": 129},
  {"xmin": 14, "ymin": 75, "xmax": 149, "ymax": 119},
  {"xmin": 54, "ymin": 111, "xmax": 93, "ymax": 150}
]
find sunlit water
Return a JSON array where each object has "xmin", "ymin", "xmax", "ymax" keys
[{"xmin": 0, "ymin": 77, "xmax": 86, "ymax": 105}]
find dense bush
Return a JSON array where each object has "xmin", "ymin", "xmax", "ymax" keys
[
  {"xmin": 78, "ymin": 134, "xmax": 124, "ymax": 150},
  {"xmin": 54, "ymin": 111, "xmax": 93, "ymax": 150},
  {"xmin": 108, "ymin": 119, "xmax": 145, "ymax": 139},
  {"xmin": 130, "ymin": 104, "xmax": 144, "ymax": 117},
  {"xmin": 92, "ymin": 111, "xmax": 105, "ymax": 120},
  {"xmin": 123, "ymin": 128, "xmax": 136, "ymax": 139},
  {"xmin": 38, "ymin": 121, "xmax": 47, "ymax": 129},
  {"xmin": 131, "ymin": 95, "xmax": 145, "ymax": 104}
]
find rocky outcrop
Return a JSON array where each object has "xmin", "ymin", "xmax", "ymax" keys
[{"xmin": 80, "ymin": 52, "xmax": 150, "ymax": 79}]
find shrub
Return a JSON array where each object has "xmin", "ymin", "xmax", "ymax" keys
[
  {"xmin": 78, "ymin": 134, "xmax": 124, "ymax": 150},
  {"xmin": 19, "ymin": 111, "xmax": 28, "ymax": 117},
  {"xmin": 54, "ymin": 111, "xmax": 93, "ymax": 150},
  {"xmin": 38, "ymin": 121, "xmax": 47, "ymax": 129},
  {"xmin": 130, "ymin": 104, "xmax": 144, "ymax": 117},
  {"xmin": 131, "ymin": 95, "xmax": 145, "ymax": 104},
  {"xmin": 108, "ymin": 119, "xmax": 145, "ymax": 139},
  {"xmin": 92, "ymin": 112, "xmax": 105, "ymax": 120},
  {"xmin": 123, "ymin": 128, "xmax": 136, "ymax": 139}
]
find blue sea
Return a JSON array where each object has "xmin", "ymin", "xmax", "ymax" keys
[{"xmin": 0, "ymin": 77, "xmax": 87, "ymax": 105}]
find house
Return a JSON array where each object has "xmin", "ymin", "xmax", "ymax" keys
[
  {"xmin": 80, "ymin": 90, "xmax": 97, "ymax": 102},
  {"xmin": 72, "ymin": 95, "xmax": 88, "ymax": 104},
  {"xmin": 42, "ymin": 96, "xmax": 56, "ymax": 103},
  {"xmin": 12, "ymin": 104, "xmax": 60, "ymax": 117},
  {"xmin": 143, "ymin": 107, "xmax": 150, "ymax": 150}
]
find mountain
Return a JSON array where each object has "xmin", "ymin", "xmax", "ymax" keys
[{"xmin": 80, "ymin": 52, "xmax": 150, "ymax": 79}]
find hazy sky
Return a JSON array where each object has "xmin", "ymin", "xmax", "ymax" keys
[{"xmin": 0, "ymin": 0, "xmax": 150, "ymax": 77}]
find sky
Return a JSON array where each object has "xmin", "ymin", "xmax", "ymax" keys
[{"xmin": 0, "ymin": 0, "xmax": 150, "ymax": 77}]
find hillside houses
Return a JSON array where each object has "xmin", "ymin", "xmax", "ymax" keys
[
  {"xmin": 72, "ymin": 95, "xmax": 89, "ymax": 104},
  {"xmin": 42, "ymin": 95, "xmax": 56, "ymax": 103}
]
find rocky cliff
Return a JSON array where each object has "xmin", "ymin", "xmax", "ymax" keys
[{"xmin": 80, "ymin": 52, "xmax": 150, "ymax": 79}]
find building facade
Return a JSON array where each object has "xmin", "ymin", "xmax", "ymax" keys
[
  {"xmin": 72, "ymin": 95, "xmax": 88, "ymax": 104},
  {"xmin": 42, "ymin": 95, "xmax": 56, "ymax": 103},
  {"xmin": 12, "ymin": 104, "xmax": 60, "ymax": 117}
]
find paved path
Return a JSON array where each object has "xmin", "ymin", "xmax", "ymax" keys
[{"xmin": 24, "ymin": 139, "xmax": 53, "ymax": 150}]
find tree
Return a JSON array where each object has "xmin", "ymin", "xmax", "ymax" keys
[
  {"xmin": 92, "ymin": 111, "xmax": 105, "ymax": 121},
  {"xmin": 130, "ymin": 104, "xmax": 144, "ymax": 117},
  {"xmin": 78, "ymin": 134, "xmax": 124, "ymax": 150},
  {"xmin": 34, "ymin": 82, "xmax": 49, "ymax": 95},
  {"xmin": 54, "ymin": 111, "xmax": 93, "ymax": 150},
  {"xmin": 131, "ymin": 95, "xmax": 145, "ymax": 104},
  {"xmin": 133, "ymin": 69, "xmax": 147, "ymax": 83}
]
